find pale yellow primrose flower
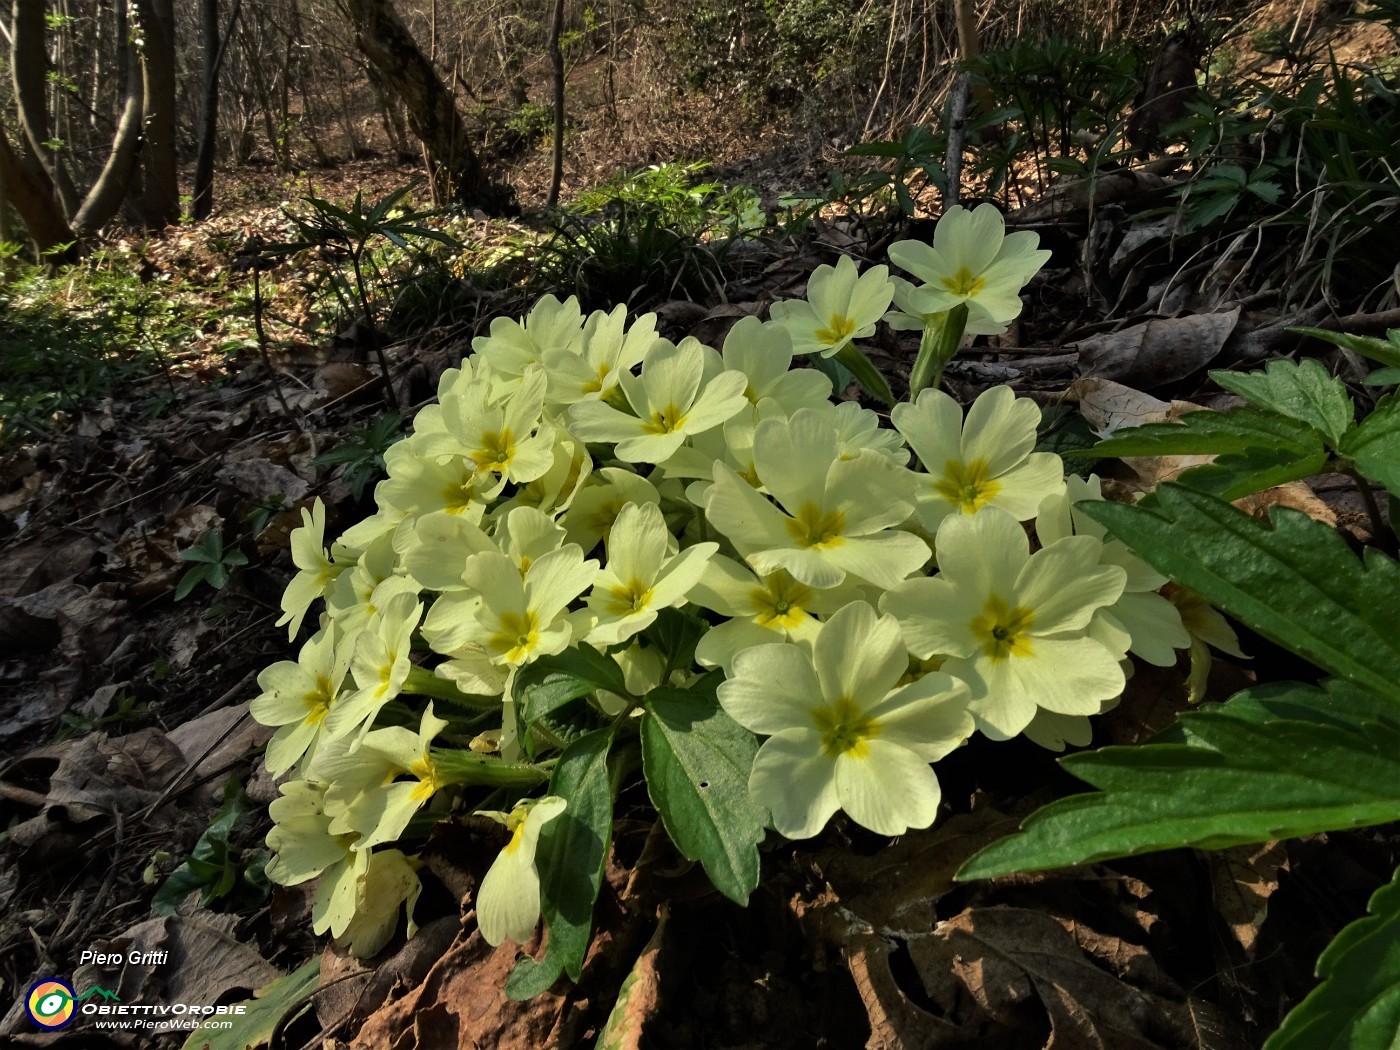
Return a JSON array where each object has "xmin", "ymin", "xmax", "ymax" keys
[
  {"xmin": 688, "ymin": 556, "xmax": 857, "ymax": 673},
  {"xmin": 327, "ymin": 532, "xmax": 422, "ymax": 635},
  {"xmin": 584, "ymin": 501, "xmax": 717, "ymax": 647},
  {"xmin": 251, "ymin": 625, "xmax": 353, "ymax": 776},
  {"xmin": 277, "ymin": 499, "xmax": 349, "ymax": 641},
  {"xmin": 492, "ymin": 426, "xmax": 593, "ymax": 521},
  {"xmin": 721, "ymin": 316, "xmax": 832, "ymax": 412},
  {"xmin": 884, "ymin": 277, "xmax": 1014, "ymax": 335},
  {"xmin": 543, "ymin": 305, "xmax": 663, "ymax": 407},
  {"xmin": 472, "ymin": 293, "xmax": 584, "ymax": 379},
  {"xmin": 886, "ymin": 203, "xmax": 1050, "ymax": 328},
  {"xmin": 417, "ymin": 367, "xmax": 556, "ymax": 499},
  {"xmin": 892, "ymin": 385, "xmax": 1064, "ymax": 535},
  {"xmin": 317, "ymin": 702, "xmax": 450, "ymax": 851},
  {"xmin": 703, "ymin": 410, "xmax": 928, "ymax": 590},
  {"xmin": 561, "ymin": 467, "xmax": 661, "ymax": 555},
  {"xmin": 322, "ymin": 591, "xmax": 424, "ymax": 744},
  {"xmin": 567, "ymin": 337, "xmax": 749, "ymax": 464},
  {"xmin": 768, "ymin": 255, "xmax": 894, "ymax": 358},
  {"xmin": 265, "ymin": 778, "xmax": 354, "ymax": 887},
  {"xmin": 373, "ymin": 437, "xmax": 493, "ymax": 526},
  {"xmin": 819, "ymin": 399, "xmax": 911, "ymax": 467},
  {"xmin": 476, "ymin": 796, "xmax": 567, "ymax": 946},
  {"xmin": 333, "ymin": 848, "xmax": 422, "ymax": 959},
  {"xmin": 1035, "ymin": 475, "xmax": 1191, "ymax": 667},
  {"xmin": 456, "ymin": 545, "xmax": 599, "ymax": 668},
  {"xmin": 881, "ymin": 507, "xmax": 1127, "ymax": 741},
  {"xmin": 717, "ymin": 601, "xmax": 972, "ymax": 839}
]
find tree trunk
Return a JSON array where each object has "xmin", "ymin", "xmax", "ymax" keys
[
  {"xmin": 547, "ymin": 0, "xmax": 565, "ymax": 206},
  {"xmin": 71, "ymin": 56, "xmax": 148, "ymax": 237},
  {"xmin": 11, "ymin": 0, "xmax": 80, "ymax": 215},
  {"xmin": 0, "ymin": 123, "xmax": 77, "ymax": 260},
  {"xmin": 340, "ymin": 0, "xmax": 488, "ymax": 205},
  {"xmin": 134, "ymin": 0, "xmax": 181, "ymax": 228},
  {"xmin": 193, "ymin": 0, "xmax": 242, "ymax": 220}
]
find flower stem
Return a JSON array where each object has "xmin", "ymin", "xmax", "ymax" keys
[
  {"xmin": 908, "ymin": 304, "xmax": 969, "ymax": 398},
  {"xmin": 404, "ymin": 665, "xmax": 502, "ymax": 709},
  {"xmin": 431, "ymin": 748, "xmax": 551, "ymax": 788},
  {"xmin": 832, "ymin": 343, "xmax": 895, "ymax": 406}
]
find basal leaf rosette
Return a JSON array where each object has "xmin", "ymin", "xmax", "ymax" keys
[{"xmin": 717, "ymin": 601, "xmax": 972, "ymax": 838}]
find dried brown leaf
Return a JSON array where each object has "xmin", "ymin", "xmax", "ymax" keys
[{"xmin": 1077, "ymin": 308, "xmax": 1240, "ymax": 387}]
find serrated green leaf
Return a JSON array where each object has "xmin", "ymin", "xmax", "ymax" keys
[
  {"xmin": 1291, "ymin": 326, "xmax": 1400, "ymax": 371},
  {"xmin": 640, "ymin": 687, "xmax": 765, "ymax": 905},
  {"xmin": 1169, "ymin": 444, "xmax": 1329, "ymax": 501},
  {"xmin": 180, "ymin": 955, "xmax": 321, "ymax": 1050},
  {"xmin": 1264, "ymin": 864, "xmax": 1400, "ymax": 1050},
  {"xmin": 1209, "ymin": 359, "xmax": 1353, "ymax": 446},
  {"xmin": 1340, "ymin": 392, "xmax": 1400, "ymax": 493},
  {"xmin": 512, "ymin": 647, "xmax": 629, "ymax": 756},
  {"xmin": 1081, "ymin": 486, "xmax": 1400, "ymax": 703},
  {"xmin": 956, "ymin": 695, "xmax": 1400, "ymax": 879},
  {"xmin": 508, "ymin": 729, "xmax": 615, "ymax": 997},
  {"xmin": 1078, "ymin": 407, "xmax": 1329, "ymax": 498},
  {"xmin": 1176, "ymin": 679, "xmax": 1400, "ymax": 737},
  {"xmin": 1082, "ymin": 405, "xmax": 1321, "ymax": 458}
]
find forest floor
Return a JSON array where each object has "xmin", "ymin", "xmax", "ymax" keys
[{"xmin": 2, "ymin": 23, "xmax": 1400, "ymax": 1044}]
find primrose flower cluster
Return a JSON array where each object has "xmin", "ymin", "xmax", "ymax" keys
[{"xmin": 251, "ymin": 206, "xmax": 1209, "ymax": 960}]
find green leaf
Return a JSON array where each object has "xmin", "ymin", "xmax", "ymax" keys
[
  {"xmin": 1264, "ymin": 864, "xmax": 1400, "ymax": 1050},
  {"xmin": 154, "ymin": 779, "xmax": 257, "ymax": 914},
  {"xmin": 174, "ymin": 567, "xmax": 207, "ymax": 601},
  {"xmin": 957, "ymin": 692, "xmax": 1400, "ymax": 879},
  {"xmin": 1362, "ymin": 366, "xmax": 1400, "ymax": 387},
  {"xmin": 180, "ymin": 955, "xmax": 320, "ymax": 1050},
  {"xmin": 1077, "ymin": 407, "xmax": 1328, "ymax": 500},
  {"xmin": 507, "ymin": 729, "xmax": 615, "ymax": 998},
  {"xmin": 512, "ymin": 647, "xmax": 629, "ymax": 756},
  {"xmin": 1340, "ymin": 392, "xmax": 1400, "ymax": 493},
  {"xmin": 641, "ymin": 608, "xmax": 708, "ymax": 681},
  {"xmin": 640, "ymin": 687, "xmax": 765, "ymax": 905},
  {"xmin": 832, "ymin": 342, "xmax": 894, "ymax": 406},
  {"xmin": 1081, "ymin": 486, "xmax": 1400, "ymax": 703},
  {"xmin": 1291, "ymin": 326, "xmax": 1400, "ymax": 371},
  {"xmin": 1209, "ymin": 358, "xmax": 1353, "ymax": 446}
]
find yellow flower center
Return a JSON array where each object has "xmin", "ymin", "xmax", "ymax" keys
[
  {"xmin": 970, "ymin": 594, "xmax": 1036, "ymax": 663},
  {"xmin": 750, "ymin": 574, "xmax": 815, "ymax": 630},
  {"xmin": 606, "ymin": 577, "xmax": 655, "ymax": 616},
  {"xmin": 941, "ymin": 266, "xmax": 987, "ymax": 297},
  {"xmin": 934, "ymin": 458, "xmax": 1001, "ymax": 514},
  {"xmin": 581, "ymin": 361, "xmax": 612, "ymax": 395},
  {"xmin": 470, "ymin": 428, "xmax": 516, "ymax": 473},
  {"xmin": 503, "ymin": 815, "xmax": 528, "ymax": 855},
  {"xmin": 812, "ymin": 696, "xmax": 879, "ymax": 758},
  {"xmin": 442, "ymin": 468, "xmax": 480, "ymax": 514},
  {"xmin": 814, "ymin": 313, "xmax": 857, "ymax": 346},
  {"xmin": 302, "ymin": 676, "xmax": 335, "ymax": 725},
  {"xmin": 785, "ymin": 502, "xmax": 845, "ymax": 549},
  {"xmin": 409, "ymin": 755, "xmax": 439, "ymax": 802},
  {"xmin": 489, "ymin": 610, "xmax": 540, "ymax": 663},
  {"xmin": 642, "ymin": 403, "xmax": 689, "ymax": 435}
]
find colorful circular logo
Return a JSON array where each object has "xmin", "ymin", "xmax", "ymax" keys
[{"xmin": 26, "ymin": 979, "xmax": 76, "ymax": 1029}]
